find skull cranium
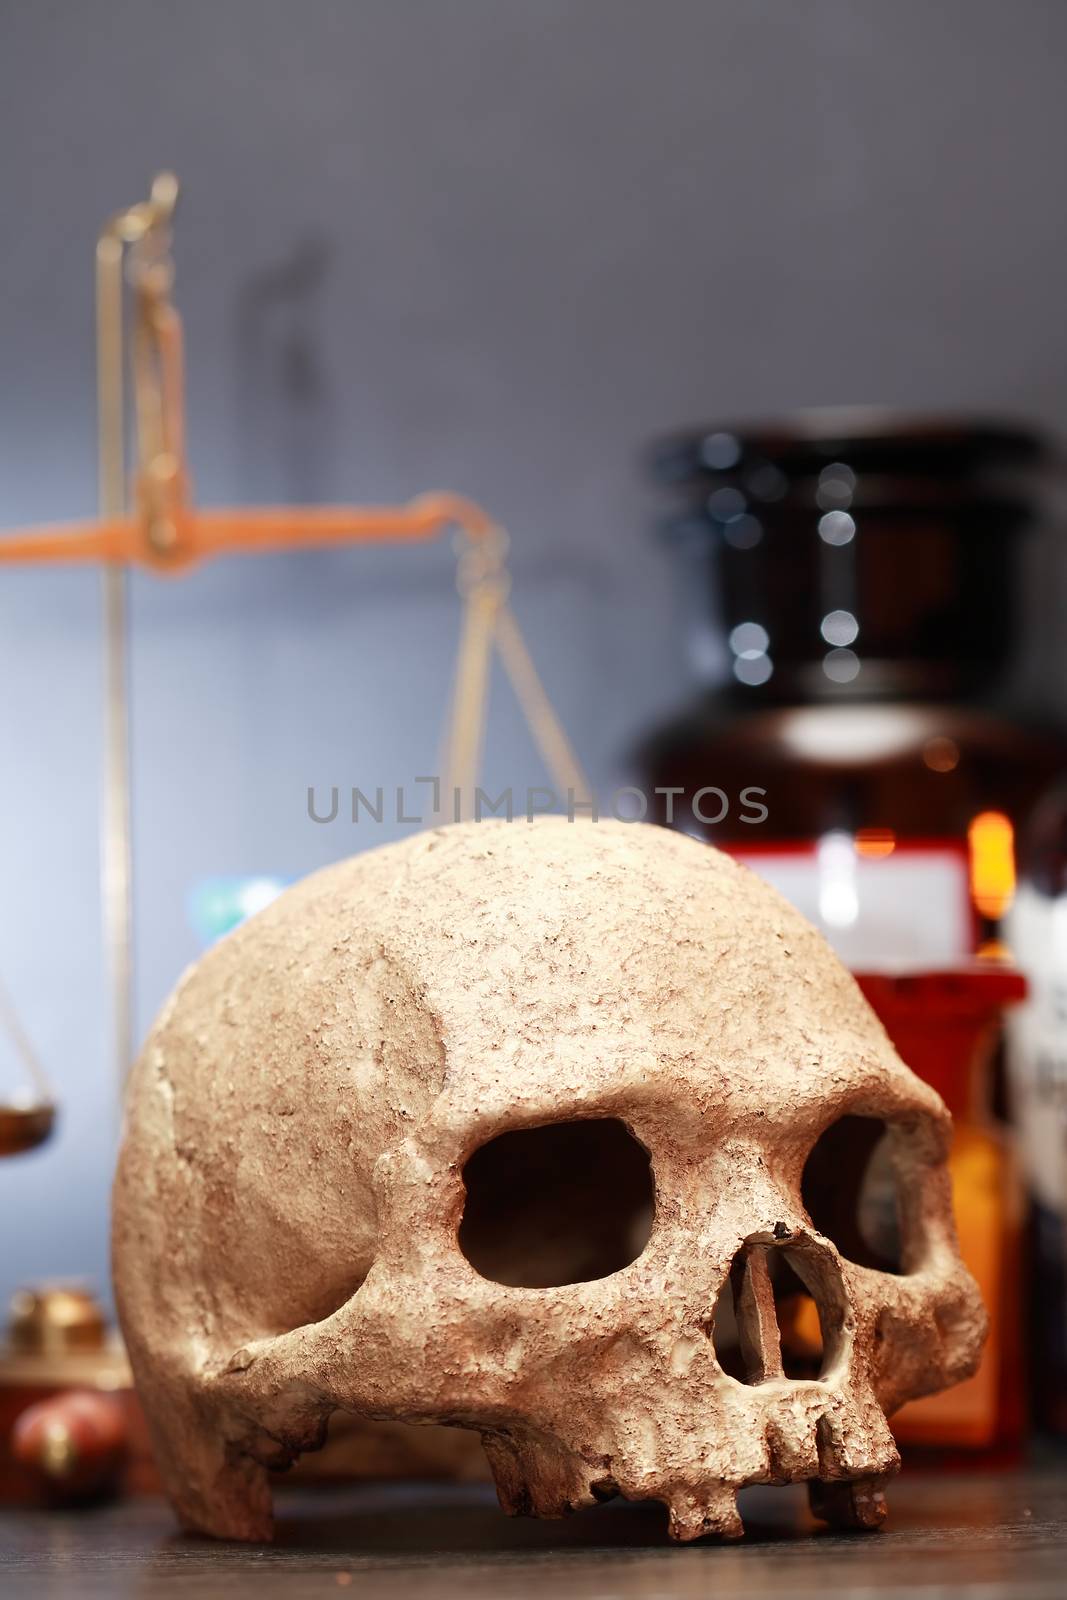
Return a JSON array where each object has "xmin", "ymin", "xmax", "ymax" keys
[{"xmin": 112, "ymin": 819, "xmax": 985, "ymax": 1540}]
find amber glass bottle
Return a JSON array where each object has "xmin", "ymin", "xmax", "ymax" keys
[
  {"xmin": 856, "ymin": 969, "xmax": 1026, "ymax": 1453},
  {"xmin": 637, "ymin": 413, "xmax": 1065, "ymax": 966}
]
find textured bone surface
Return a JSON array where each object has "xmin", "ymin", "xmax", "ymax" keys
[{"xmin": 112, "ymin": 819, "xmax": 985, "ymax": 1543}]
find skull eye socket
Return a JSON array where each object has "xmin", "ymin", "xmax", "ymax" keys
[
  {"xmin": 801, "ymin": 1115, "xmax": 906, "ymax": 1274},
  {"xmin": 458, "ymin": 1118, "xmax": 655, "ymax": 1288}
]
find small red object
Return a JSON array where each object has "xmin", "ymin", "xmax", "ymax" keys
[{"xmin": 11, "ymin": 1389, "xmax": 128, "ymax": 1502}]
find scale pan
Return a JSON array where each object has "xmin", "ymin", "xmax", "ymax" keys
[{"xmin": 0, "ymin": 1099, "xmax": 57, "ymax": 1157}]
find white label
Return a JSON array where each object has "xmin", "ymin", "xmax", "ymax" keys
[
  {"xmin": 731, "ymin": 835, "xmax": 972, "ymax": 969},
  {"xmin": 1006, "ymin": 883, "xmax": 1067, "ymax": 1212}
]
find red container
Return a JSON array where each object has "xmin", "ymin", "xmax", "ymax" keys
[{"xmin": 856, "ymin": 966, "xmax": 1027, "ymax": 1453}]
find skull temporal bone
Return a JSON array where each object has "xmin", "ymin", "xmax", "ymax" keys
[{"xmin": 112, "ymin": 818, "xmax": 985, "ymax": 1541}]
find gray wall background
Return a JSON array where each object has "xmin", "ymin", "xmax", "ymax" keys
[{"xmin": 2, "ymin": 0, "xmax": 1067, "ymax": 1308}]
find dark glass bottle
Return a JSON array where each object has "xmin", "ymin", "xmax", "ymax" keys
[{"xmin": 637, "ymin": 412, "xmax": 1065, "ymax": 966}]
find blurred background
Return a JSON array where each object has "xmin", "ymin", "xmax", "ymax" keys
[{"xmin": 3, "ymin": 0, "xmax": 1067, "ymax": 1480}]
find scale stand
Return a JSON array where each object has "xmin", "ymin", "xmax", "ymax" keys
[{"xmin": 0, "ymin": 172, "xmax": 590, "ymax": 1126}]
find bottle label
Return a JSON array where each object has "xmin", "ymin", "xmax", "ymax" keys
[
  {"xmin": 1005, "ymin": 884, "xmax": 1067, "ymax": 1215},
  {"xmin": 729, "ymin": 836, "xmax": 973, "ymax": 969}
]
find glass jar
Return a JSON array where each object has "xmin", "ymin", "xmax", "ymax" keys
[
  {"xmin": 636, "ymin": 410, "xmax": 1066, "ymax": 966},
  {"xmin": 856, "ymin": 968, "xmax": 1027, "ymax": 1454}
]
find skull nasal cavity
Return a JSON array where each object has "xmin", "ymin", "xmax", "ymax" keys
[
  {"xmin": 458, "ymin": 1118, "xmax": 654, "ymax": 1288},
  {"xmin": 712, "ymin": 1241, "xmax": 843, "ymax": 1385}
]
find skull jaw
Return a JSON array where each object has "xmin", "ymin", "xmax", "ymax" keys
[
  {"xmin": 483, "ymin": 1425, "xmax": 750, "ymax": 1541},
  {"xmin": 476, "ymin": 1374, "xmax": 902, "ymax": 1543},
  {"xmin": 178, "ymin": 1241, "xmax": 927, "ymax": 1545},
  {"xmin": 148, "ymin": 1407, "xmax": 898, "ymax": 1547},
  {"xmin": 171, "ymin": 1227, "xmax": 981, "ymax": 1546},
  {"xmin": 150, "ymin": 1286, "xmax": 917, "ymax": 1550}
]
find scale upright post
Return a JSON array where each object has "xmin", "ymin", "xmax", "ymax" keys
[{"xmin": 95, "ymin": 173, "xmax": 180, "ymax": 1094}]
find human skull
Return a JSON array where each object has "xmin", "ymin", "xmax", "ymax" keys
[{"xmin": 113, "ymin": 819, "xmax": 984, "ymax": 1541}]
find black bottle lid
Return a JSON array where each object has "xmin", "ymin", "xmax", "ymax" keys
[
  {"xmin": 648, "ymin": 409, "xmax": 1048, "ymax": 703},
  {"xmin": 650, "ymin": 409, "xmax": 1048, "ymax": 496}
]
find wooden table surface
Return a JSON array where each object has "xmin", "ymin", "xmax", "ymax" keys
[{"xmin": 2, "ymin": 1463, "xmax": 1065, "ymax": 1599}]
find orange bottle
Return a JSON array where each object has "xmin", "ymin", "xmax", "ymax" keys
[{"xmin": 856, "ymin": 968, "xmax": 1026, "ymax": 1453}]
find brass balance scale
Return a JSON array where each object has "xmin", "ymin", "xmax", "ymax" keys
[{"xmin": 0, "ymin": 173, "xmax": 588, "ymax": 1498}]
